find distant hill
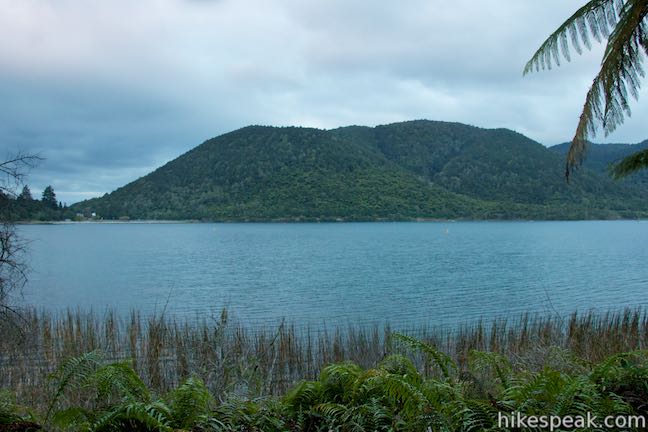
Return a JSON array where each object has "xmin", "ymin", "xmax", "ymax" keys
[
  {"xmin": 72, "ymin": 120, "xmax": 648, "ymax": 221},
  {"xmin": 550, "ymin": 140, "xmax": 648, "ymax": 189}
]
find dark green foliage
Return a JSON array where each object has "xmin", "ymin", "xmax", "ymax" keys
[
  {"xmin": 41, "ymin": 186, "xmax": 57, "ymax": 209},
  {"xmin": 281, "ymin": 334, "xmax": 647, "ymax": 431},
  {"xmin": 0, "ymin": 391, "xmax": 22, "ymax": 425},
  {"xmin": 17, "ymin": 186, "xmax": 32, "ymax": 202},
  {"xmin": 551, "ymin": 140, "xmax": 648, "ymax": 186},
  {"xmin": 45, "ymin": 350, "xmax": 104, "ymax": 422},
  {"xmin": 612, "ymin": 149, "xmax": 648, "ymax": 180},
  {"xmin": 167, "ymin": 377, "xmax": 212, "ymax": 429},
  {"xmin": 3, "ymin": 186, "xmax": 71, "ymax": 221},
  {"xmin": 590, "ymin": 351, "xmax": 648, "ymax": 414},
  {"xmin": 71, "ymin": 121, "xmax": 648, "ymax": 221},
  {"xmin": 337, "ymin": 121, "xmax": 644, "ymax": 208}
]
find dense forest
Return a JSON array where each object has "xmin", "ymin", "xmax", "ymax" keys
[
  {"xmin": 550, "ymin": 139, "xmax": 648, "ymax": 189},
  {"xmin": 1, "ymin": 185, "xmax": 73, "ymax": 221},
  {"xmin": 15, "ymin": 120, "xmax": 648, "ymax": 221}
]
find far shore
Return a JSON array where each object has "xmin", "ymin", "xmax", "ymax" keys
[
  {"xmin": 15, "ymin": 217, "xmax": 648, "ymax": 225},
  {"xmin": 16, "ymin": 219, "xmax": 203, "ymax": 225}
]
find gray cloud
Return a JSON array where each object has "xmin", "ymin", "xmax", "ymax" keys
[{"xmin": 1, "ymin": 0, "xmax": 647, "ymax": 204}]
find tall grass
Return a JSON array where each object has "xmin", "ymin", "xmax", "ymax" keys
[{"xmin": 1, "ymin": 307, "xmax": 647, "ymax": 413}]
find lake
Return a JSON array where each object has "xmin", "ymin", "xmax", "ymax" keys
[{"xmin": 18, "ymin": 221, "xmax": 648, "ymax": 329}]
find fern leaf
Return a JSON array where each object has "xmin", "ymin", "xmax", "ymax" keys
[
  {"xmin": 468, "ymin": 350, "xmax": 512, "ymax": 389},
  {"xmin": 168, "ymin": 376, "xmax": 213, "ymax": 429},
  {"xmin": 610, "ymin": 148, "xmax": 648, "ymax": 178},
  {"xmin": 567, "ymin": 1, "xmax": 648, "ymax": 177},
  {"xmin": 391, "ymin": 333, "xmax": 456, "ymax": 380},
  {"xmin": 45, "ymin": 350, "xmax": 103, "ymax": 422},
  {"xmin": 524, "ymin": 0, "xmax": 619, "ymax": 74},
  {"xmin": 92, "ymin": 361, "xmax": 150, "ymax": 403}
]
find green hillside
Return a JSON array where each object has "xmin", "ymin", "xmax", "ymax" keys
[
  {"xmin": 73, "ymin": 126, "xmax": 483, "ymax": 220},
  {"xmin": 72, "ymin": 121, "xmax": 648, "ymax": 221},
  {"xmin": 550, "ymin": 140, "xmax": 648, "ymax": 189},
  {"xmin": 335, "ymin": 121, "xmax": 648, "ymax": 205}
]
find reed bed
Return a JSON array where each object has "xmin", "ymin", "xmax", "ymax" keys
[{"xmin": 1, "ymin": 307, "xmax": 647, "ymax": 413}]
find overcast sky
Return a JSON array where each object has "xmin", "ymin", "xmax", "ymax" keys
[{"xmin": 1, "ymin": 0, "xmax": 647, "ymax": 204}]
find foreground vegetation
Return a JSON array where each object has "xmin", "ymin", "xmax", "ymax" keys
[{"xmin": 2, "ymin": 308, "xmax": 648, "ymax": 431}]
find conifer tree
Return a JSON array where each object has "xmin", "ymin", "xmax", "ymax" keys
[
  {"xmin": 17, "ymin": 185, "xmax": 33, "ymax": 201},
  {"xmin": 41, "ymin": 185, "xmax": 57, "ymax": 208}
]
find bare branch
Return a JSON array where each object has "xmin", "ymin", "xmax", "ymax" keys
[
  {"xmin": 0, "ymin": 152, "xmax": 43, "ymax": 197},
  {"xmin": 0, "ymin": 151, "xmax": 41, "ymax": 323}
]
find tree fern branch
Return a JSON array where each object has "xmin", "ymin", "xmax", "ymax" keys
[
  {"xmin": 524, "ymin": 0, "xmax": 618, "ymax": 75},
  {"xmin": 567, "ymin": 0, "xmax": 648, "ymax": 178},
  {"xmin": 610, "ymin": 148, "xmax": 648, "ymax": 177}
]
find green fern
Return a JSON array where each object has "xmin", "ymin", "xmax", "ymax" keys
[
  {"xmin": 284, "ymin": 380, "xmax": 324, "ymax": 410},
  {"xmin": 51, "ymin": 406, "xmax": 93, "ymax": 432},
  {"xmin": 91, "ymin": 400, "xmax": 172, "ymax": 432},
  {"xmin": 590, "ymin": 350, "xmax": 648, "ymax": 413},
  {"xmin": 455, "ymin": 399, "xmax": 500, "ymax": 432},
  {"xmin": 0, "ymin": 391, "xmax": 23, "ymax": 425},
  {"xmin": 468, "ymin": 350, "xmax": 512, "ymax": 390},
  {"xmin": 391, "ymin": 333, "xmax": 456, "ymax": 380},
  {"xmin": 92, "ymin": 361, "xmax": 151, "ymax": 403},
  {"xmin": 167, "ymin": 376, "xmax": 212, "ymax": 429},
  {"xmin": 211, "ymin": 397, "xmax": 287, "ymax": 432},
  {"xmin": 378, "ymin": 354, "xmax": 421, "ymax": 381},
  {"xmin": 45, "ymin": 350, "xmax": 104, "ymax": 422}
]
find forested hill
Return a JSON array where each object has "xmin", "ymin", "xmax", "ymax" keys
[
  {"xmin": 550, "ymin": 140, "xmax": 648, "ymax": 189},
  {"xmin": 71, "ymin": 120, "xmax": 648, "ymax": 221}
]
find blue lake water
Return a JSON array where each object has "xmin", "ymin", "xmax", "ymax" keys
[{"xmin": 18, "ymin": 221, "xmax": 648, "ymax": 328}]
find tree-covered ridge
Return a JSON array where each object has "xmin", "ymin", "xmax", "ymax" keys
[
  {"xmin": 550, "ymin": 140, "xmax": 648, "ymax": 189},
  {"xmin": 71, "ymin": 121, "xmax": 648, "ymax": 221},
  {"xmin": 335, "ymin": 120, "xmax": 648, "ymax": 205}
]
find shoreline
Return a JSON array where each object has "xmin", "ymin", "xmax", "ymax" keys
[{"xmin": 15, "ymin": 217, "xmax": 648, "ymax": 225}]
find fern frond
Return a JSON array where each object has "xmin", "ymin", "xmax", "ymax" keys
[
  {"xmin": 501, "ymin": 369, "xmax": 567, "ymax": 413},
  {"xmin": 610, "ymin": 148, "xmax": 648, "ymax": 178},
  {"xmin": 363, "ymin": 374, "xmax": 428, "ymax": 416},
  {"xmin": 524, "ymin": 0, "xmax": 620, "ymax": 74},
  {"xmin": 167, "ymin": 376, "xmax": 212, "ymax": 429},
  {"xmin": 52, "ymin": 406, "xmax": 93, "ymax": 431},
  {"xmin": 0, "ymin": 391, "xmax": 23, "ymax": 425},
  {"xmin": 312, "ymin": 402, "xmax": 348, "ymax": 420},
  {"xmin": 212, "ymin": 397, "xmax": 287, "ymax": 432},
  {"xmin": 591, "ymin": 349, "xmax": 648, "ymax": 385},
  {"xmin": 319, "ymin": 362, "xmax": 363, "ymax": 402},
  {"xmin": 468, "ymin": 350, "xmax": 512, "ymax": 389},
  {"xmin": 212, "ymin": 398, "xmax": 254, "ymax": 429},
  {"xmin": 92, "ymin": 361, "xmax": 150, "ymax": 403},
  {"xmin": 45, "ymin": 350, "xmax": 104, "ymax": 422},
  {"xmin": 283, "ymin": 380, "xmax": 324, "ymax": 410},
  {"xmin": 568, "ymin": 1, "xmax": 648, "ymax": 176},
  {"xmin": 456, "ymin": 399, "xmax": 499, "ymax": 432},
  {"xmin": 377, "ymin": 354, "xmax": 421, "ymax": 383},
  {"xmin": 91, "ymin": 401, "xmax": 172, "ymax": 432},
  {"xmin": 525, "ymin": 0, "xmax": 648, "ymax": 178},
  {"xmin": 391, "ymin": 333, "xmax": 456, "ymax": 380}
]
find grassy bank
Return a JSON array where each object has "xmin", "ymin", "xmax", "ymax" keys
[{"xmin": 1, "ymin": 308, "xmax": 648, "ymax": 430}]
